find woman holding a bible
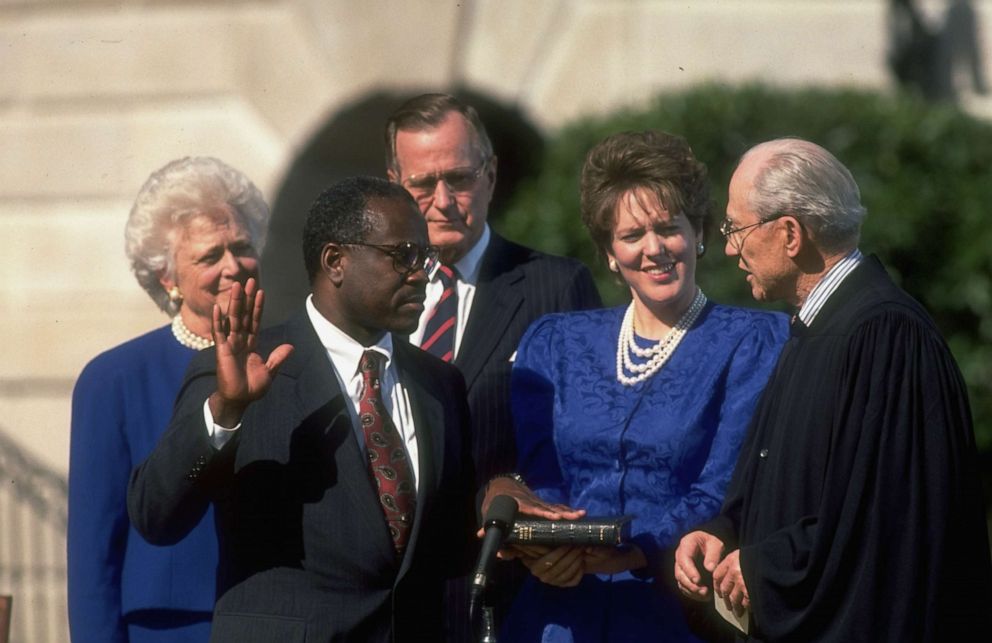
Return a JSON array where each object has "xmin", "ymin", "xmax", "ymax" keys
[{"xmin": 500, "ymin": 131, "xmax": 788, "ymax": 642}]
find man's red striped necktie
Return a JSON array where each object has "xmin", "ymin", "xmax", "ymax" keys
[{"xmin": 421, "ymin": 265, "xmax": 458, "ymax": 362}]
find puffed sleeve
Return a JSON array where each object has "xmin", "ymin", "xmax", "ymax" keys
[
  {"xmin": 511, "ymin": 314, "xmax": 569, "ymax": 505},
  {"xmin": 634, "ymin": 313, "xmax": 788, "ymax": 570},
  {"xmin": 67, "ymin": 358, "xmax": 130, "ymax": 643}
]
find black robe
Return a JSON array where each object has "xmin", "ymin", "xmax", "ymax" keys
[{"xmin": 703, "ymin": 256, "xmax": 992, "ymax": 642}]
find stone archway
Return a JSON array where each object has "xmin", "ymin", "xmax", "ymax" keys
[{"xmin": 260, "ymin": 88, "xmax": 546, "ymax": 325}]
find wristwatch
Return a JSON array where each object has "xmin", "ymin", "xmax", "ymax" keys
[{"xmin": 488, "ymin": 472, "xmax": 525, "ymax": 486}]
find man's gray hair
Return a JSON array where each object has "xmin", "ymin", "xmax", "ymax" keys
[
  {"xmin": 124, "ymin": 156, "xmax": 270, "ymax": 315},
  {"xmin": 744, "ymin": 138, "xmax": 866, "ymax": 253},
  {"xmin": 384, "ymin": 93, "xmax": 494, "ymax": 174}
]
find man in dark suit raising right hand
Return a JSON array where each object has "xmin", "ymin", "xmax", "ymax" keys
[{"xmin": 129, "ymin": 177, "xmax": 483, "ymax": 642}]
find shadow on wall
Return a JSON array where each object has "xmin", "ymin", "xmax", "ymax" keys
[{"xmin": 260, "ymin": 88, "xmax": 546, "ymax": 326}]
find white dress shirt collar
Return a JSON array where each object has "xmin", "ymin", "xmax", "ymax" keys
[
  {"xmin": 304, "ymin": 295, "xmax": 420, "ymax": 488},
  {"xmin": 411, "ymin": 225, "xmax": 491, "ymax": 353},
  {"xmin": 305, "ymin": 295, "xmax": 393, "ymax": 376},
  {"xmin": 449, "ymin": 223, "xmax": 491, "ymax": 285},
  {"xmin": 797, "ymin": 248, "xmax": 864, "ymax": 327}
]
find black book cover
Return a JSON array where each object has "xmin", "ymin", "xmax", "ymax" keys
[{"xmin": 506, "ymin": 515, "xmax": 633, "ymax": 546}]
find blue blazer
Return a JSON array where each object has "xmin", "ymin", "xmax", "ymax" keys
[
  {"xmin": 127, "ymin": 312, "xmax": 477, "ymax": 643},
  {"xmin": 68, "ymin": 325, "xmax": 219, "ymax": 643}
]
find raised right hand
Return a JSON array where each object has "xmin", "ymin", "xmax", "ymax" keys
[{"xmin": 208, "ymin": 278, "xmax": 293, "ymax": 426}]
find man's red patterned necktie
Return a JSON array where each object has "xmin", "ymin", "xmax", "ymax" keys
[{"xmin": 358, "ymin": 350, "xmax": 416, "ymax": 552}]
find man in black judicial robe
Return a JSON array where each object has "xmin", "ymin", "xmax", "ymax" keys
[{"xmin": 674, "ymin": 138, "xmax": 992, "ymax": 641}]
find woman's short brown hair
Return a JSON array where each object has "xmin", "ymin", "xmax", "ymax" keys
[{"xmin": 580, "ymin": 130, "xmax": 710, "ymax": 257}]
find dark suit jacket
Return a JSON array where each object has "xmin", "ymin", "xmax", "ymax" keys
[
  {"xmin": 440, "ymin": 232, "xmax": 601, "ymax": 643},
  {"xmin": 456, "ymin": 232, "xmax": 601, "ymax": 484},
  {"xmin": 128, "ymin": 311, "xmax": 476, "ymax": 643}
]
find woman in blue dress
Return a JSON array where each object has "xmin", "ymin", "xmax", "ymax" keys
[
  {"xmin": 68, "ymin": 157, "xmax": 271, "ymax": 643},
  {"xmin": 502, "ymin": 131, "xmax": 788, "ymax": 642}
]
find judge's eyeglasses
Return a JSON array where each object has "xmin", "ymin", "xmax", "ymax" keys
[{"xmin": 719, "ymin": 215, "xmax": 785, "ymax": 252}]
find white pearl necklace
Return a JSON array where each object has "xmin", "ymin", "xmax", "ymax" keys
[
  {"xmin": 171, "ymin": 315, "xmax": 214, "ymax": 351},
  {"xmin": 615, "ymin": 289, "xmax": 707, "ymax": 386}
]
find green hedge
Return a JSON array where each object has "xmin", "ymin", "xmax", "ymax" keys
[{"xmin": 497, "ymin": 84, "xmax": 992, "ymax": 450}]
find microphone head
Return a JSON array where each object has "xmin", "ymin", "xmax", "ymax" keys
[{"xmin": 484, "ymin": 495, "xmax": 518, "ymax": 529}]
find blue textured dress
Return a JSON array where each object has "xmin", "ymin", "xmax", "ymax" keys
[
  {"xmin": 503, "ymin": 303, "xmax": 788, "ymax": 642},
  {"xmin": 69, "ymin": 325, "xmax": 219, "ymax": 643}
]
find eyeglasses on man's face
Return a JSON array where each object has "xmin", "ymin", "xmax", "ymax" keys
[
  {"xmin": 719, "ymin": 214, "xmax": 784, "ymax": 251},
  {"xmin": 341, "ymin": 241, "xmax": 440, "ymax": 278},
  {"xmin": 401, "ymin": 162, "xmax": 489, "ymax": 202}
]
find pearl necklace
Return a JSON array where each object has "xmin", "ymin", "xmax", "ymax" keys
[
  {"xmin": 171, "ymin": 315, "xmax": 215, "ymax": 351},
  {"xmin": 615, "ymin": 289, "xmax": 707, "ymax": 386}
]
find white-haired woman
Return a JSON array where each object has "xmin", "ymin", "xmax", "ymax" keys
[{"xmin": 68, "ymin": 157, "xmax": 270, "ymax": 643}]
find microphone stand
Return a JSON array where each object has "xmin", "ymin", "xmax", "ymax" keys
[
  {"xmin": 473, "ymin": 546, "xmax": 502, "ymax": 642},
  {"xmin": 471, "ymin": 495, "xmax": 517, "ymax": 643},
  {"xmin": 479, "ymin": 604, "xmax": 498, "ymax": 643}
]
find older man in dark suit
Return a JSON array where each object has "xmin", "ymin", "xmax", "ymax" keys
[
  {"xmin": 385, "ymin": 94, "xmax": 602, "ymax": 640},
  {"xmin": 129, "ymin": 177, "xmax": 481, "ymax": 642},
  {"xmin": 386, "ymin": 92, "xmax": 602, "ymax": 486}
]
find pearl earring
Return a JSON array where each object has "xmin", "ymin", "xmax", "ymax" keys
[
  {"xmin": 608, "ymin": 258, "xmax": 618, "ymax": 272},
  {"xmin": 168, "ymin": 286, "xmax": 183, "ymax": 304}
]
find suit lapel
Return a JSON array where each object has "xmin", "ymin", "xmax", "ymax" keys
[
  {"xmin": 392, "ymin": 342, "xmax": 445, "ymax": 580},
  {"xmin": 285, "ymin": 314, "xmax": 348, "ymax": 424},
  {"xmin": 456, "ymin": 233, "xmax": 524, "ymax": 390},
  {"xmin": 279, "ymin": 312, "xmax": 396, "ymax": 556}
]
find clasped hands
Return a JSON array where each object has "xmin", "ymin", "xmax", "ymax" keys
[
  {"xmin": 478, "ymin": 481, "xmax": 645, "ymax": 588},
  {"xmin": 674, "ymin": 530, "xmax": 750, "ymax": 617}
]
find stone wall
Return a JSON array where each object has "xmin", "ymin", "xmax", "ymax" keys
[{"xmin": 1, "ymin": 0, "xmax": 989, "ymax": 638}]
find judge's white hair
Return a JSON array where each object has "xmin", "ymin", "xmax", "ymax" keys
[
  {"xmin": 124, "ymin": 157, "xmax": 270, "ymax": 315},
  {"xmin": 743, "ymin": 138, "xmax": 866, "ymax": 253}
]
